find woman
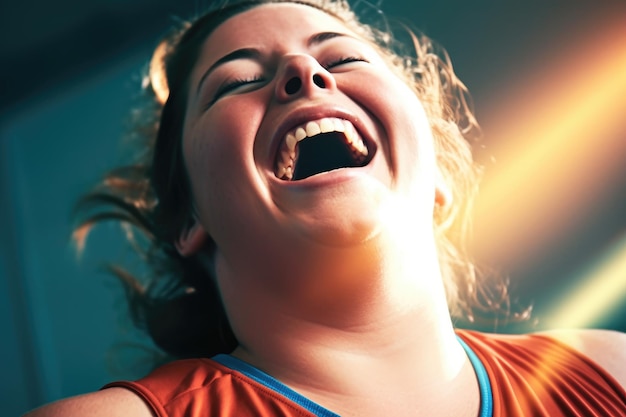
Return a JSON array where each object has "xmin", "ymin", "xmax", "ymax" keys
[{"xmin": 24, "ymin": 0, "xmax": 626, "ymax": 416}]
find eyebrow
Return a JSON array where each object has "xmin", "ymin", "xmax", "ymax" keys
[{"xmin": 195, "ymin": 31, "xmax": 349, "ymax": 95}]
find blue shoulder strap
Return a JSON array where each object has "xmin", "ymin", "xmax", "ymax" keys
[
  {"xmin": 214, "ymin": 338, "xmax": 494, "ymax": 417},
  {"xmin": 456, "ymin": 336, "xmax": 494, "ymax": 417},
  {"xmin": 213, "ymin": 354, "xmax": 340, "ymax": 416}
]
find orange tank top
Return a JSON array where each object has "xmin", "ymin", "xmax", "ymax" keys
[{"xmin": 104, "ymin": 329, "xmax": 626, "ymax": 416}]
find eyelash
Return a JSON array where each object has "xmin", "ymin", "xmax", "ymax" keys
[
  {"xmin": 324, "ymin": 56, "xmax": 368, "ymax": 69},
  {"xmin": 210, "ymin": 75, "xmax": 265, "ymax": 104}
]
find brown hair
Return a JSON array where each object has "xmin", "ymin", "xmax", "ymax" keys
[{"xmin": 74, "ymin": 0, "xmax": 519, "ymax": 360}]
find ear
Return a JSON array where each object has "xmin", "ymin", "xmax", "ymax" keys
[
  {"xmin": 435, "ymin": 169, "xmax": 453, "ymax": 208},
  {"xmin": 175, "ymin": 217, "xmax": 208, "ymax": 257}
]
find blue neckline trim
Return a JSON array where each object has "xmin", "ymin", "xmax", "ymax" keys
[
  {"xmin": 212, "ymin": 354, "xmax": 340, "ymax": 417},
  {"xmin": 456, "ymin": 335, "xmax": 493, "ymax": 417},
  {"xmin": 214, "ymin": 337, "xmax": 493, "ymax": 417}
]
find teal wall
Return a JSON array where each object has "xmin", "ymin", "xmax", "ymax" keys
[{"xmin": 0, "ymin": 52, "xmax": 156, "ymax": 415}]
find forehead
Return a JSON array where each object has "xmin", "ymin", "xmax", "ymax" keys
[{"xmin": 197, "ymin": 3, "xmax": 356, "ymax": 63}]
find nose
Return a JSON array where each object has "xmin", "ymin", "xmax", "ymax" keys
[{"xmin": 274, "ymin": 54, "xmax": 336, "ymax": 102}]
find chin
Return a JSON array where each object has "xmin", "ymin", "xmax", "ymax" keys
[{"xmin": 276, "ymin": 170, "xmax": 395, "ymax": 247}]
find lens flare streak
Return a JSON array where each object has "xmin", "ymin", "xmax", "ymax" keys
[
  {"xmin": 473, "ymin": 20, "xmax": 626, "ymax": 269},
  {"xmin": 545, "ymin": 234, "xmax": 626, "ymax": 329}
]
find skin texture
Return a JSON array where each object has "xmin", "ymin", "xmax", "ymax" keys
[
  {"xmin": 23, "ymin": 3, "xmax": 626, "ymax": 417},
  {"xmin": 22, "ymin": 388, "xmax": 156, "ymax": 417}
]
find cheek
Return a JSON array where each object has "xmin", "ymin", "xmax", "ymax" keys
[
  {"xmin": 182, "ymin": 100, "xmax": 266, "ymax": 235},
  {"xmin": 347, "ymin": 70, "xmax": 438, "ymax": 203},
  {"xmin": 186, "ymin": 101, "xmax": 260, "ymax": 179},
  {"xmin": 354, "ymin": 69, "xmax": 435, "ymax": 160}
]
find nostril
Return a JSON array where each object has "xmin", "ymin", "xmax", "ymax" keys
[
  {"xmin": 313, "ymin": 74, "xmax": 326, "ymax": 89},
  {"xmin": 285, "ymin": 77, "xmax": 302, "ymax": 95}
]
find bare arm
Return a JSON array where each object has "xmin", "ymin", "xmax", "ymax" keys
[
  {"xmin": 543, "ymin": 328, "xmax": 626, "ymax": 389},
  {"xmin": 22, "ymin": 388, "xmax": 156, "ymax": 417}
]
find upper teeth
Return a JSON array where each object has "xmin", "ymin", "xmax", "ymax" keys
[{"xmin": 275, "ymin": 117, "xmax": 369, "ymax": 180}]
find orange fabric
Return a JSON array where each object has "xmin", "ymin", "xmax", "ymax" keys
[
  {"xmin": 457, "ymin": 330, "xmax": 626, "ymax": 416},
  {"xmin": 103, "ymin": 359, "xmax": 317, "ymax": 417},
  {"xmin": 104, "ymin": 330, "xmax": 626, "ymax": 416}
]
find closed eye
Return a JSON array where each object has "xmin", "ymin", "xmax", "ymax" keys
[
  {"xmin": 209, "ymin": 75, "xmax": 265, "ymax": 105},
  {"xmin": 324, "ymin": 56, "xmax": 369, "ymax": 70}
]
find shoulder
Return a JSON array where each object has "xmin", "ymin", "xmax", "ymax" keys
[
  {"xmin": 22, "ymin": 388, "xmax": 155, "ymax": 417},
  {"xmin": 22, "ymin": 358, "xmax": 223, "ymax": 417},
  {"xmin": 539, "ymin": 328, "xmax": 626, "ymax": 389},
  {"xmin": 130, "ymin": 358, "xmax": 227, "ymax": 401}
]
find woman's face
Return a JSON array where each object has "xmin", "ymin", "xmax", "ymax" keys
[{"xmin": 180, "ymin": 3, "xmax": 439, "ymax": 277}]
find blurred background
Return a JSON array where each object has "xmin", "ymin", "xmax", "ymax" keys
[{"xmin": 1, "ymin": 0, "xmax": 625, "ymax": 414}]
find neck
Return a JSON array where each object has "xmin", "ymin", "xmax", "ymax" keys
[{"xmin": 216, "ymin": 233, "xmax": 478, "ymax": 416}]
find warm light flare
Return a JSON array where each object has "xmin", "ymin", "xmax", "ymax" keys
[
  {"xmin": 473, "ymin": 20, "xmax": 626, "ymax": 268},
  {"xmin": 544, "ymin": 234, "xmax": 626, "ymax": 329}
]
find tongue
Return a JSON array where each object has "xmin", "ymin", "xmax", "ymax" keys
[{"xmin": 292, "ymin": 133, "xmax": 356, "ymax": 181}]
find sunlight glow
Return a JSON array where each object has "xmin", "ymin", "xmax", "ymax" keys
[
  {"xmin": 544, "ymin": 234, "xmax": 626, "ymax": 329},
  {"xmin": 472, "ymin": 21, "xmax": 626, "ymax": 267}
]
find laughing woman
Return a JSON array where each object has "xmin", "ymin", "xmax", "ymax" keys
[{"xmin": 24, "ymin": 1, "xmax": 626, "ymax": 416}]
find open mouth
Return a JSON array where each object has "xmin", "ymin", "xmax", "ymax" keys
[{"xmin": 274, "ymin": 117, "xmax": 374, "ymax": 181}]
